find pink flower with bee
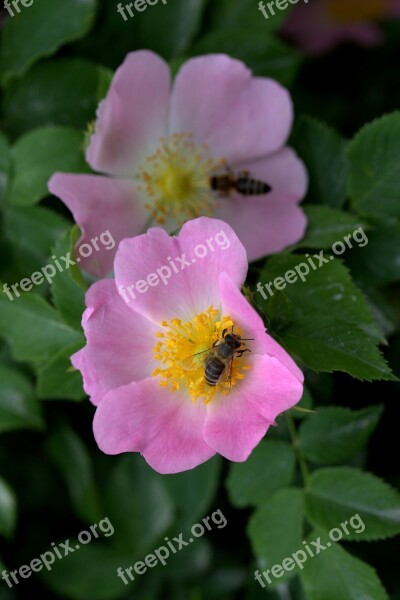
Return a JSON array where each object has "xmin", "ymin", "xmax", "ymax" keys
[
  {"xmin": 72, "ymin": 217, "xmax": 304, "ymax": 474},
  {"xmin": 49, "ymin": 51, "xmax": 307, "ymax": 276}
]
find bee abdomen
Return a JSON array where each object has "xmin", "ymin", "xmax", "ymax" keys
[
  {"xmin": 236, "ymin": 178, "xmax": 271, "ymax": 196},
  {"xmin": 205, "ymin": 358, "xmax": 225, "ymax": 386}
]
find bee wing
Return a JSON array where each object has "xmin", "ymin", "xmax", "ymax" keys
[
  {"xmin": 180, "ymin": 348, "xmax": 210, "ymax": 371},
  {"xmin": 218, "ymin": 357, "xmax": 234, "ymax": 396}
]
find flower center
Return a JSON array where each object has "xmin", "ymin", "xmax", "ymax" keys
[
  {"xmin": 326, "ymin": 0, "xmax": 389, "ymax": 23},
  {"xmin": 152, "ymin": 306, "xmax": 251, "ymax": 404},
  {"xmin": 137, "ymin": 133, "xmax": 223, "ymax": 224}
]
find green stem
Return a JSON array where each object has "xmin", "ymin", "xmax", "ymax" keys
[{"xmin": 285, "ymin": 413, "xmax": 309, "ymax": 486}]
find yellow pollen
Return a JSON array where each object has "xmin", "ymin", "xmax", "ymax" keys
[
  {"xmin": 152, "ymin": 307, "xmax": 251, "ymax": 404},
  {"xmin": 326, "ymin": 0, "xmax": 389, "ymax": 23},
  {"xmin": 137, "ymin": 133, "xmax": 224, "ymax": 224}
]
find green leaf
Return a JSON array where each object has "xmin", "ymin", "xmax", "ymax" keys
[
  {"xmin": 347, "ymin": 221, "xmax": 400, "ymax": 285},
  {"xmin": 0, "ymin": 476, "xmax": 17, "ymax": 539},
  {"xmin": 259, "ymin": 254, "xmax": 382, "ymax": 340},
  {"xmin": 104, "ymin": 455, "xmax": 174, "ymax": 554},
  {"xmin": 299, "ymin": 405, "xmax": 383, "ymax": 464},
  {"xmin": 37, "ymin": 343, "xmax": 85, "ymax": 401},
  {"xmin": 0, "ymin": 362, "xmax": 43, "ymax": 433},
  {"xmin": 46, "ymin": 424, "xmax": 102, "ymax": 524},
  {"xmin": 138, "ymin": 0, "xmax": 208, "ymax": 58},
  {"xmin": 0, "ymin": 0, "xmax": 97, "ymax": 83},
  {"xmin": 291, "ymin": 116, "xmax": 349, "ymax": 208},
  {"xmin": 41, "ymin": 547, "xmax": 135, "ymax": 600},
  {"xmin": 281, "ymin": 317, "xmax": 394, "ymax": 381},
  {"xmin": 8, "ymin": 126, "xmax": 89, "ymax": 206},
  {"xmin": 248, "ymin": 489, "xmax": 304, "ymax": 587},
  {"xmin": 190, "ymin": 30, "xmax": 300, "ymax": 87},
  {"xmin": 4, "ymin": 205, "xmax": 69, "ymax": 277},
  {"xmin": 348, "ymin": 112, "xmax": 400, "ymax": 217},
  {"xmin": 296, "ymin": 206, "xmax": 365, "ymax": 250},
  {"xmin": 51, "ymin": 228, "xmax": 86, "ymax": 331},
  {"xmin": 300, "ymin": 532, "xmax": 388, "ymax": 600},
  {"xmin": 305, "ymin": 467, "xmax": 400, "ymax": 541},
  {"xmin": 3, "ymin": 59, "xmax": 103, "ymax": 137},
  {"xmin": 0, "ymin": 292, "xmax": 83, "ymax": 364},
  {"xmin": 163, "ymin": 456, "xmax": 221, "ymax": 529},
  {"xmin": 0, "ymin": 133, "xmax": 11, "ymax": 207},
  {"xmin": 206, "ymin": 0, "xmax": 289, "ymax": 33},
  {"xmin": 226, "ymin": 440, "xmax": 296, "ymax": 508},
  {"xmin": 258, "ymin": 255, "xmax": 395, "ymax": 380}
]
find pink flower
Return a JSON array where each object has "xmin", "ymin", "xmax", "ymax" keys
[
  {"xmin": 48, "ymin": 51, "xmax": 307, "ymax": 277},
  {"xmin": 72, "ymin": 217, "xmax": 303, "ymax": 474},
  {"xmin": 282, "ymin": 0, "xmax": 400, "ymax": 55}
]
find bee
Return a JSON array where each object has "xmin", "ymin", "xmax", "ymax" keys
[
  {"xmin": 210, "ymin": 167, "xmax": 272, "ymax": 197},
  {"xmin": 184, "ymin": 328, "xmax": 252, "ymax": 393}
]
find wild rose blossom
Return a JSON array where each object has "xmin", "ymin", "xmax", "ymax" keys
[
  {"xmin": 49, "ymin": 51, "xmax": 307, "ymax": 277},
  {"xmin": 72, "ymin": 217, "xmax": 303, "ymax": 474},
  {"xmin": 282, "ymin": 0, "xmax": 400, "ymax": 55}
]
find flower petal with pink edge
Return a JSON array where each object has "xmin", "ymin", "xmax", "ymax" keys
[
  {"xmin": 203, "ymin": 352, "xmax": 302, "ymax": 462},
  {"xmin": 114, "ymin": 217, "xmax": 248, "ymax": 323},
  {"xmin": 169, "ymin": 54, "xmax": 293, "ymax": 164},
  {"xmin": 48, "ymin": 173, "xmax": 148, "ymax": 277},
  {"xmin": 203, "ymin": 390, "xmax": 271, "ymax": 462},
  {"xmin": 214, "ymin": 146, "xmax": 307, "ymax": 260},
  {"xmin": 93, "ymin": 378, "xmax": 216, "ymax": 474},
  {"xmin": 71, "ymin": 279, "xmax": 159, "ymax": 406},
  {"xmin": 219, "ymin": 272, "xmax": 303, "ymax": 382},
  {"xmin": 215, "ymin": 192, "xmax": 307, "ymax": 262},
  {"xmin": 86, "ymin": 50, "xmax": 170, "ymax": 177}
]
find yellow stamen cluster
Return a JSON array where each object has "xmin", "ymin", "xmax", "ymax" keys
[
  {"xmin": 152, "ymin": 306, "xmax": 251, "ymax": 404},
  {"xmin": 137, "ymin": 133, "xmax": 223, "ymax": 224},
  {"xmin": 326, "ymin": 0, "xmax": 388, "ymax": 23}
]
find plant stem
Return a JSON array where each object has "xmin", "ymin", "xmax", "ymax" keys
[{"xmin": 286, "ymin": 413, "xmax": 309, "ymax": 486}]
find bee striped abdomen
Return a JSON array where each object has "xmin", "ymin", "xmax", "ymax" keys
[
  {"xmin": 204, "ymin": 357, "xmax": 226, "ymax": 386},
  {"xmin": 236, "ymin": 177, "xmax": 271, "ymax": 196}
]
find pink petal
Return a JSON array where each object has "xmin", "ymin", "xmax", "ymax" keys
[
  {"xmin": 214, "ymin": 146, "xmax": 307, "ymax": 260},
  {"xmin": 48, "ymin": 173, "xmax": 148, "ymax": 277},
  {"xmin": 389, "ymin": 0, "xmax": 400, "ymax": 16},
  {"xmin": 282, "ymin": 1, "xmax": 384, "ymax": 53},
  {"xmin": 114, "ymin": 217, "xmax": 248, "ymax": 323},
  {"xmin": 219, "ymin": 272, "xmax": 304, "ymax": 382},
  {"xmin": 169, "ymin": 54, "xmax": 293, "ymax": 164},
  {"xmin": 203, "ymin": 389, "xmax": 271, "ymax": 462},
  {"xmin": 93, "ymin": 378, "xmax": 216, "ymax": 474},
  {"xmin": 203, "ymin": 351, "xmax": 302, "ymax": 462},
  {"xmin": 86, "ymin": 51, "xmax": 170, "ymax": 177},
  {"xmin": 71, "ymin": 279, "xmax": 158, "ymax": 406}
]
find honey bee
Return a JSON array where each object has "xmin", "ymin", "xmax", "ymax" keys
[
  {"xmin": 184, "ymin": 328, "xmax": 253, "ymax": 392},
  {"xmin": 210, "ymin": 167, "xmax": 272, "ymax": 196}
]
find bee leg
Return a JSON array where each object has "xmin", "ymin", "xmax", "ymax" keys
[
  {"xmin": 236, "ymin": 349, "xmax": 251, "ymax": 357},
  {"xmin": 222, "ymin": 328, "xmax": 228, "ymax": 338}
]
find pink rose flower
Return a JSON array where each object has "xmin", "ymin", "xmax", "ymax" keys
[
  {"xmin": 282, "ymin": 0, "xmax": 400, "ymax": 55},
  {"xmin": 48, "ymin": 51, "xmax": 307, "ymax": 277},
  {"xmin": 72, "ymin": 217, "xmax": 303, "ymax": 474}
]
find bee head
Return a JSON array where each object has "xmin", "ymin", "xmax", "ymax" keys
[{"xmin": 224, "ymin": 333, "xmax": 242, "ymax": 349}]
